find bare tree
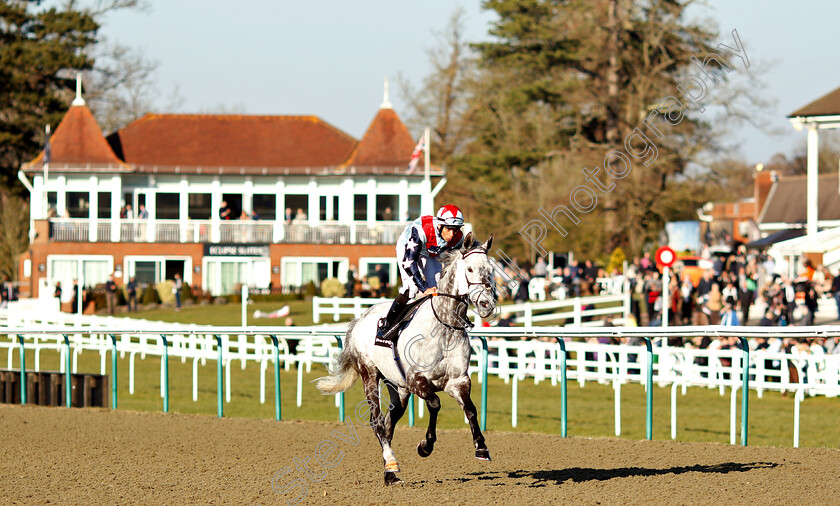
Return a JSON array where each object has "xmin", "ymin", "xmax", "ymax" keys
[{"xmin": 0, "ymin": 191, "xmax": 29, "ymax": 281}]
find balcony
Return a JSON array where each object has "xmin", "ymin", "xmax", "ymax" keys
[{"xmin": 46, "ymin": 218, "xmax": 408, "ymax": 245}]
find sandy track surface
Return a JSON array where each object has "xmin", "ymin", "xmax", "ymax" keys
[{"xmin": 0, "ymin": 404, "xmax": 836, "ymax": 505}]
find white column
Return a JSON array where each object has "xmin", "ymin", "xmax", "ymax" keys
[
  {"xmin": 806, "ymin": 123, "xmax": 819, "ymax": 237},
  {"xmin": 179, "ymin": 177, "xmax": 189, "ymax": 243},
  {"xmin": 111, "ymin": 176, "xmax": 121, "ymax": 242},
  {"xmin": 88, "ymin": 176, "xmax": 98, "ymax": 242},
  {"xmin": 274, "ymin": 179, "xmax": 284, "ymax": 242},
  {"xmin": 244, "ymin": 178, "xmax": 254, "ymax": 212},
  {"xmin": 398, "ymin": 178, "xmax": 408, "ymax": 222},
  {"xmin": 340, "ymin": 178, "xmax": 353, "ymax": 223},
  {"xmin": 33, "ymin": 175, "xmax": 45, "ymax": 219},
  {"xmin": 210, "ymin": 178, "xmax": 221, "ymax": 243},
  {"xmin": 366, "ymin": 178, "xmax": 376, "ymax": 225},
  {"xmin": 308, "ymin": 178, "xmax": 318, "ymax": 227},
  {"xmin": 56, "ymin": 176, "xmax": 67, "ymax": 217},
  {"xmin": 145, "ymin": 189, "xmax": 156, "ymax": 242}
]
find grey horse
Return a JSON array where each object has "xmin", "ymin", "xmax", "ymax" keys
[{"xmin": 316, "ymin": 232, "xmax": 496, "ymax": 485}]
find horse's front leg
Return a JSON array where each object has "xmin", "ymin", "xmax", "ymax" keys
[
  {"xmin": 413, "ymin": 376, "xmax": 440, "ymax": 458},
  {"xmin": 445, "ymin": 375, "xmax": 490, "ymax": 461}
]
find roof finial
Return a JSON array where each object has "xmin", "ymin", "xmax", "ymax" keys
[
  {"xmin": 381, "ymin": 77, "xmax": 392, "ymax": 109},
  {"xmin": 72, "ymin": 73, "xmax": 86, "ymax": 106}
]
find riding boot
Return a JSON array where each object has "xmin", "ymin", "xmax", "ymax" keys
[{"xmin": 375, "ymin": 292, "xmax": 410, "ymax": 346}]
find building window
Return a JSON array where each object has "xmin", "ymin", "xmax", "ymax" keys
[
  {"xmin": 332, "ymin": 196, "xmax": 340, "ymax": 221},
  {"xmin": 66, "ymin": 192, "xmax": 89, "ymax": 218},
  {"xmin": 203, "ymin": 257, "xmax": 270, "ymax": 295},
  {"xmin": 354, "ymin": 194, "xmax": 367, "ymax": 221},
  {"xmin": 285, "ymin": 194, "xmax": 308, "ymax": 221},
  {"xmin": 281, "ymin": 257, "xmax": 348, "ymax": 288},
  {"xmin": 253, "ymin": 194, "xmax": 276, "ymax": 220},
  {"xmin": 189, "ymin": 193, "xmax": 212, "ymax": 219},
  {"xmin": 408, "ymin": 195, "xmax": 422, "ymax": 221},
  {"xmin": 48, "ymin": 255, "xmax": 113, "ymax": 294},
  {"xmin": 319, "ymin": 196, "xmax": 327, "ymax": 221},
  {"xmin": 97, "ymin": 192, "xmax": 111, "ymax": 219},
  {"xmin": 156, "ymin": 193, "xmax": 180, "ymax": 219},
  {"xmin": 376, "ymin": 195, "xmax": 398, "ymax": 221}
]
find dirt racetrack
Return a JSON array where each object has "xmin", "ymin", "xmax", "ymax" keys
[{"xmin": 1, "ymin": 404, "xmax": 838, "ymax": 505}]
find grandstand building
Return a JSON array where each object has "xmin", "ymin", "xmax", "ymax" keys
[{"xmin": 17, "ymin": 82, "xmax": 446, "ymax": 298}]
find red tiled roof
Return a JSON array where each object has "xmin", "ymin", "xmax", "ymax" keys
[
  {"xmin": 344, "ymin": 107, "xmax": 419, "ymax": 168},
  {"xmin": 27, "ymin": 104, "xmax": 124, "ymax": 167},
  {"xmin": 106, "ymin": 114, "xmax": 357, "ymax": 168}
]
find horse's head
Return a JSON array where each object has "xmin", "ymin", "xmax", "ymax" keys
[{"xmin": 444, "ymin": 231, "xmax": 497, "ymax": 319}]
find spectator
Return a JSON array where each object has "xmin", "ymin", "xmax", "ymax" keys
[
  {"xmin": 294, "ymin": 208, "xmax": 307, "ymax": 223},
  {"xmin": 127, "ymin": 277, "xmax": 138, "ymax": 312},
  {"xmin": 801, "ymin": 280, "xmax": 818, "ymax": 326},
  {"xmin": 71, "ymin": 279, "xmax": 81, "ymax": 314},
  {"xmin": 346, "ymin": 265, "xmax": 358, "ymax": 297},
  {"xmin": 1, "ymin": 277, "xmax": 17, "ymax": 306},
  {"xmin": 239, "ymin": 210, "xmax": 250, "ymax": 220},
  {"xmin": 124, "ymin": 204, "xmax": 134, "ymax": 219},
  {"xmin": 720, "ymin": 301, "xmax": 740, "ymax": 326},
  {"xmin": 706, "ymin": 283, "xmax": 723, "ymax": 325},
  {"xmin": 54, "ymin": 281, "xmax": 62, "ymax": 311},
  {"xmin": 375, "ymin": 265, "xmax": 389, "ymax": 297},
  {"xmin": 284, "ymin": 207, "xmax": 293, "ymax": 224},
  {"xmin": 832, "ymin": 268, "xmax": 840, "ymax": 320},
  {"xmin": 382, "ymin": 206, "xmax": 394, "ymax": 221},
  {"xmin": 173, "ymin": 273, "xmax": 183, "ymax": 311},
  {"xmin": 137, "ymin": 204, "xmax": 149, "ymax": 219},
  {"xmin": 532, "ymin": 256, "xmax": 548, "ymax": 278},
  {"xmin": 219, "ymin": 201, "xmax": 232, "ymax": 220},
  {"xmin": 251, "ymin": 210, "xmax": 260, "ymax": 221},
  {"xmin": 104, "ymin": 275, "xmax": 117, "ymax": 315}
]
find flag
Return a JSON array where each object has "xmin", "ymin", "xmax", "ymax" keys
[
  {"xmin": 43, "ymin": 125, "xmax": 51, "ymax": 165},
  {"xmin": 406, "ymin": 135, "xmax": 424, "ymax": 174}
]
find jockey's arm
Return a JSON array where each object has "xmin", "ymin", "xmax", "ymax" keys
[{"xmin": 401, "ymin": 225, "xmax": 428, "ymax": 293}]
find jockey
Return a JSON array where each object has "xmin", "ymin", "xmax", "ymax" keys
[{"xmin": 375, "ymin": 205, "xmax": 466, "ymax": 344}]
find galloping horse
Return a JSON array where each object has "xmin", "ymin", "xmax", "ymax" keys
[{"xmin": 316, "ymin": 232, "xmax": 497, "ymax": 485}]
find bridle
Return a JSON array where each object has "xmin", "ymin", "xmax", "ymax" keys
[{"xmin": 429, "ymin": 247, "xmax": 497, "ymax": 330}]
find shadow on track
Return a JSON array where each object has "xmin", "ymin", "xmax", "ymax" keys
[{"xmin": 461, "ymin": 461, "xmax": 779, "ymax": 487}]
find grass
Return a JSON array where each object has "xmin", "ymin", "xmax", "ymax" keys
[{"xmin": 9, "ymin": 345, "xmax": 840, "ymax": 449}]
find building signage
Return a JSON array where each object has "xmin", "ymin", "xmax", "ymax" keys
[{"xmin": 204, "ymin": 244, "xmax": 270, "ymax": 257}]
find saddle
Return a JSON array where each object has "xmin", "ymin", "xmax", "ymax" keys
[{"xmin": 374, "ymin": 295, "xmax": 432, "ymax": 349}]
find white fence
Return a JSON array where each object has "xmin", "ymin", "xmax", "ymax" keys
[
  {"xmin": 313, "ymin": 292, "xmax": 630, "ymax": 327},
  {"xmin": 3, "ymin": 323, "xmax": 840, "ymax": 446}
]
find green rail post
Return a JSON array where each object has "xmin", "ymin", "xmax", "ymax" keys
[
  {"xmin": 161, "ymin": 335, "xmax": 169, "ymax": 413},
  {"xmin": 214, "ymin": 335, "xmax": 224, "ymax": 418},
  {"xmin": 270, "ymin": 335, "xmax": 281, "ymax": 421},
  {"xmin": 62, "ymin": 334, "xmax": 71, "ymax": 407},
  {"xmin": 738, "ymin": 337, "xmax": 749, "ymax": 446},
  {"xmin": 642, "ymin": 337, "xmax": 653, "ymax": 440},
  {"xmin": 17, "ymin": 335, "xmax": 26, "ymax": 405},
  {"xmin": 554, "ymin": 337, "xmax": 567, "ymax": 437},
  {"xmin": 408, "ymin": 394, "xmax": 414, "ymax": 427},
  {"xmin": 332, "ymin": 335, "xmax": 344, "ymax": 421},
  {"xmin": 476, "ymin": 336, "xmax": 488, "ymax": 432},
  {"xmin": 109, "ymin": 334, "xmax": 118, "ymax": 409}
]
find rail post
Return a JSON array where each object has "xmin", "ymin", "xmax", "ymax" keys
[
  {"xmin": 270, "ymin": 335, "xmax": 281, "ymax": 421},
  {"xmin": 408, "ymin": 394, "xmax": 415, "ymax": 427},
  {"xmin": 109, "ymin": 334, "xmax": 118, "ymax": 409},
  {"xmin": 476, "ymin": 336, "xmax": 489, "ymax": 431},
  {"xmin": 214, "ymin": 335, "xmax": 224, "ymax": 418},
  {"xmin": 161, "ymin": 334, "xmax": 169, "ymax": 413},
  {"xmin": 331, "ymin": 334, "xmax": 345, "ymax": 421},
  {"xmin": 16, "ymin": 335, "xmax": 26, "ymax": 405},
  {"xmin": 738, "ymin": 337, "xmax": 749, "ymax": 446},
  {"xmin": 62, "ymin": 334, "xmax": 71, "ymax": 407},
  {"xmin": 642, "ymin": 337, "xmax": 653, "ymax": 440},
  {"xmin": 554, "ymin": 337, "xmax": 567, "ymax": 437}
]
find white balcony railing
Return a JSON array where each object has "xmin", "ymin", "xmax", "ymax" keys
[{"xmin": 48, "ymin": 218, "xmax": 411, "ymax": 245}]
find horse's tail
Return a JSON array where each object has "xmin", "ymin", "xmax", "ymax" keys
[{"xmin": 315, "ymin": 321, "xmax": 359, "ymax": 394}]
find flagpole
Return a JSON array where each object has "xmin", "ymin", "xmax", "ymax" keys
[{"xmin": 44, "ymin": 124, "xmax": 50, "ymax": 219}]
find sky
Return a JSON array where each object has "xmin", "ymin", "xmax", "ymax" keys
[{"xmin": 96, "ymin": 0, "xmax": 840, "ymax": 166}]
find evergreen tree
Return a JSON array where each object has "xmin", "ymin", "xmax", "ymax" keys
[{"xmin": 0, "ymin": 0, "xmax": 99, "ymax": 188}]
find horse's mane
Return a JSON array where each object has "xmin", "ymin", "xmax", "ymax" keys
[{"xmin": 439, "ymin": 234, "xmax": 482, "ymax": 280}]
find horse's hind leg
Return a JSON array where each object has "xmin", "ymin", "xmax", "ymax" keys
[
  {"xmin": 359, "ymin": 368, "xmax": 401, "ymax": 483},
  {"xmin": 445, "ymin": 375, "xmax": 490, "ymax": 461}
]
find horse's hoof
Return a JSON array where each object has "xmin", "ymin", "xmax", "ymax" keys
[
  {"xmin": 384, "ymin": 472, "xmax": 404, "ymax": 486},
  {"xmin": 417, "ymin": 441, "xmax": 433, "ymax": 458},
  {"xmin": 384, "ymin": 460, "xmax": 400, "ymax": 473},
  {"xmin": 475, "ymin": 448, "xmax": 491, "ymax": 461}
]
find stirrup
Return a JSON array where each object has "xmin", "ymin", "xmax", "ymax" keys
[{"xmin": 375, "ymin": 318, "xmax": 393, "ymax": 348}]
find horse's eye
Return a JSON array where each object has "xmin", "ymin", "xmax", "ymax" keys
[{"xmin": 468, "ymin": 267, "xmax": 474, "ymax": 273}]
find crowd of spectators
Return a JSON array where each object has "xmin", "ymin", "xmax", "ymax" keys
[{"xmin": 493, "ymin": 244, "xmax": 840, "ymax": 329}]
